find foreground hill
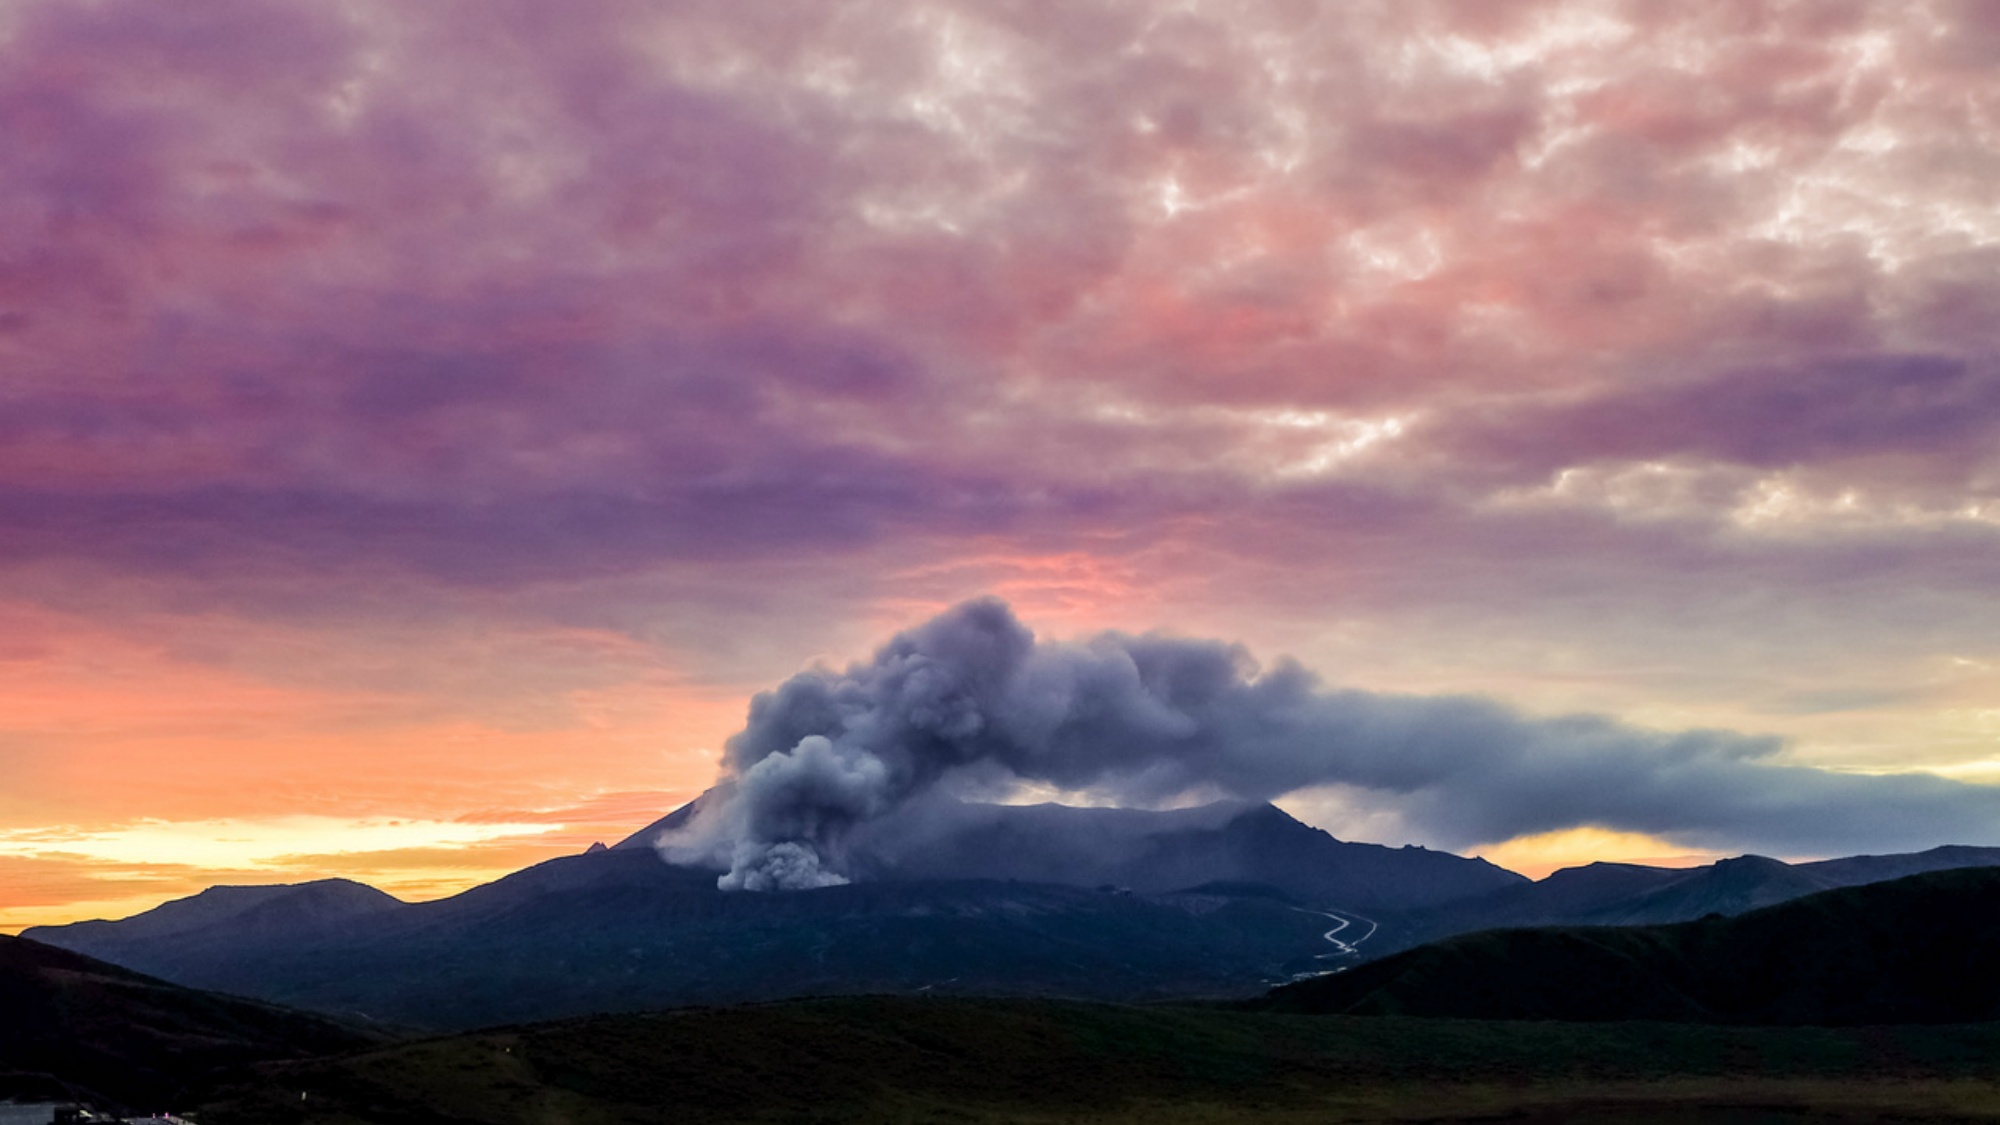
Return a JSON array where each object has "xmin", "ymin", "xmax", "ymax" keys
[
  {"xmin": 1263, "ymin": 866, "xmax": 2000, "ymax": 1024},
  {"xmin": 0, "ymin": 935, "xmax": 381, "ymax": 1111},
  {"xmin": 195, "ymin": 995, "xmax": 2000, "ymax": 1125}
]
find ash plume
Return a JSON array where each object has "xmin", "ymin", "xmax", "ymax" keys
[{"xmin": 660, "ymin": 598, "xmax": 2000, "ymax": 890}]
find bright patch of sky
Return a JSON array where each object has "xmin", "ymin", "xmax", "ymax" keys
[{"xmin": 0, "ymin": 817, "xmax": 562, "ymax": 870}]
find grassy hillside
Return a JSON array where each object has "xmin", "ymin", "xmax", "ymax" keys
[
  {"xmin": 0, "ymin": 935, "xmax": 384, "ymax": 1111},
  {"xmin": 198, "ymin": 996, "xmax": 2000, "ymax": 1123},
  {"xmin": 1264, "ymin": 866, "xmax": 2000, "ymax": 1024}
]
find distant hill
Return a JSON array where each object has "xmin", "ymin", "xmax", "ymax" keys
[
  {"xmin": 0, "ymin": 935, "xmax": 380, "ymax": 1111},
  {"xmin": 1388, "ymin": 844, "xmax": 2000, "ymax": 952},
  {"xmin": 1261, "ymin": 866, "xmax": 2000, "ymax": 1024},
  {"xmin": 42, "ymin": 878, "xmax": 405, "ymax": 946},
  {"xmin": 1803, "ymin": 843, "xmax": 2000, "ymax": 885}
]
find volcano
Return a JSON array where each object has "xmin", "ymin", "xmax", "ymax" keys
[{"xmin": 25, "ymin": 798, "xmax": 1516, "ymax": 1029}]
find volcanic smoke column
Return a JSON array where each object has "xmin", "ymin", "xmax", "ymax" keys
[{"xmin": 658, "ymin": 599, "xmax": 2000, "ymax": 891}]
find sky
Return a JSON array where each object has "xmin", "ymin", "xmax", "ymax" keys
[{"xmin": 4, "ymin": 0, "xmax": 2000, "ymax": 930}]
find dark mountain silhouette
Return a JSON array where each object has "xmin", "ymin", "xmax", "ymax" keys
[
  {"xmin": 28, "ymin": 800, "xmax": 1522, "ymax": 1029},
  {"xmin": 611, "ymin": 791, "xmax": 705, "ymax": 848},
  {"xmin": 852, "ymin": 799, "xmax": 1522, "ymax": 910},
  {"xmin": 1261, "ymin": 866, "xmax": 2000, "ymax": 1024},
  {"xmin": 1803, "ymin": 843, "xmax": 2000, "ymax": 884},
  {"xmin": 32, "ymin": 850, "xmax": 1343, "ymax": 1030},
  {"xmin": 42, "ymin": 878, "xmax": 406, "ymax": 947},
  {"xmin": 33, "ymin": 797, "xmax": 2000, "ymax": 1032},
  {"xmin": 0, "ymin": 935, "xmax": 380, "ymax": 1111},
  {"xmin": 624, "ymin": 794, "xmax": 1525, "ymax": 910},
  {"xmin": 1389, "ymin": 844, "xmax": 2000, "ymax": 952}
]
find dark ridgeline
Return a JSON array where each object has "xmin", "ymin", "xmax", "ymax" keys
[
  {"xmin": 0, "ymin": 935, "xmax": 380, "ymax": 1112},
  {"xmin": 17, "ymin": 852, "xmax": 2000, "ymax": 1123},
  {"xmin": 32, "ymin": 878, "xmax": 409, "ymax": 952},
  {"xmin": 1379, "ymin": 843, "xmax": 2000, "ymax": 954},
  {"xmin": 616, "ymin": 792, "xmax": 1518, "ymax": 910},
  {"xmin": 1261, "ymin": 865, "xmax": 2000, "ymax": 1024},
  {"xmin": 24, "ymin": 799, "xmax": 1518, "ymax": 1030},
  {"xmin": 25, "ymin": 793, "xmax": 2000, "ymax": 1033},
  {"xmin": 844, "ymin": 801, "xmax": 1522, "ymax": 910}
]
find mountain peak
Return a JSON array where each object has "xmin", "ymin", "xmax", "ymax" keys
[
  {"xmin": 1712, "ymin": 854, "xmax": 1788, "ymax": 871},
  {"xmin": 605, "ymin": 789, "xmax": 1516, "ymax": 910},
  {"xmin": 613, "ymin": 791, "xmax": 711, "ymax": 850},
  {"xmin": 24, "ymin": 877, "xmax": 404, "ymax": 947}
]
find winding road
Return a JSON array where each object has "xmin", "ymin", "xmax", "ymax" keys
[
  {"xmin": 1282, "ymin": 906, "xmax": 1379, "ymax": 981},
  {"xmin": 1307, "ymin": 907, "xmax": 1378, "ymax": 955}
]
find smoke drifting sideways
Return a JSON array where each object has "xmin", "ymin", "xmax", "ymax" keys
[{"xmin": 658, "ymin": 598, "xmax": 2000, "ymax": 890}]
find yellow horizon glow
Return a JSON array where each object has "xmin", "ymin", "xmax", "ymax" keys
[
  {"xmin": 0, "ymin": 816, "xmax": 582, "ymax": 934},
  {"xmin": 0, "ymin": 855, "xmax": 557, "ymax": 935},
  {"xmin": 1475, "ymin": 826, "xmax": 1725, "ymax": 880},
  {"xmin": 0, "ymin": 815, "xmax": 565, "ymax": 870}
]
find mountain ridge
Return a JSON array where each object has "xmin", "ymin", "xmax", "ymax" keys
[
  {"xmin": 31, "ymin": 800, "xmax": 1480, "ymax": 1028},
  {"xmin": 42, "ymin": 878, "xmax": 406, "ymax": 944},
  {"xmin": 1387, "ymin": 842, "xmax": 2000, "ymax": 952},
  {"xmin": 26, "ymin": 797, "xmax": 2000, "ymax": 1031},
  {"xmin": 1261, "ymin": 865, "xmax": 2000, "ymax": 1024}
]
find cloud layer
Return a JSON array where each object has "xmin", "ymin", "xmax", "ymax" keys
[{"xmin": 6, "ymin": 0, "xmax": 2000, "ymax": 584}]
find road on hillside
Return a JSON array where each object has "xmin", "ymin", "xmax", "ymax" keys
[{"xmin": 1279, "ymin": 906, "xmax": 1378, "ymax": 982}]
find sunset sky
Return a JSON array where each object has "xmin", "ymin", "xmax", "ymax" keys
[{"xmin": 6, "ymin": 0, "xmax": 2000, "ymax": 931}]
